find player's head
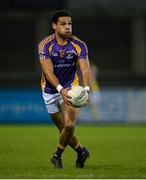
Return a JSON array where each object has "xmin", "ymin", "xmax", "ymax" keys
[{"xmin": 52, "ymin": 10, "xmax": 72, "ymax": 39}]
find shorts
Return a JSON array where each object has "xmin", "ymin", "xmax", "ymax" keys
[{"xmin": 42, "ymin": 92, "xmax": 64, "ymax": 114}]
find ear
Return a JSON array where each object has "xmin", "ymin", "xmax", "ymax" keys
[{"xmin": 52, "ymin": 23, "xmax": 56, "ymax": 30}]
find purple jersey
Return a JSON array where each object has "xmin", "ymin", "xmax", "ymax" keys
[{"xmin": 38, "ymin": 34, "xmax": 88, "ymax": 94}]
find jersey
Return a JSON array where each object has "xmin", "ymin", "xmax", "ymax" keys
[{"xmin": 38, "ymin": 34, "xmax": 88, "ymax": 94}]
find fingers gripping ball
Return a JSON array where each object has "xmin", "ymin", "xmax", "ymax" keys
[{"xmin": 67, "ymin": 86, "xmax": 88, "ymax": 107}]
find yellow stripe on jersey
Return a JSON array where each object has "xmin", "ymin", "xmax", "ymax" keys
[
  {"xmin": 39, "ymin": 34, "xmax": 53, "ymax": 53},
  {"xmin": 41, "ymin": 73, "xmax": 46, "ymax": 91},
  {"xmin": 72, "ymin": 72, "xmax": 79, "ymax": 86},
  {"xmin": 72, "ymin": 35, "xmax": 88, "ymax": 51},
  {"xmin": 70, "ymin": 41, "xmax": 81, "ymax": 56},
  {"xmin": 48, "ymin": 44, "xmax": 53, "ymax": 54},
  {"xmin": 72, "ymin": 35, "xmax": 85, "ymax": 44}
]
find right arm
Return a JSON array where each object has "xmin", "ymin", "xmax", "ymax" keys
[
  {"xmin": 40, "ymin": 59, "xmax": 71, "ymax": 105},
  {"xmin": 40, "ymin": 59, "xmax": 59, "ymax": 88}
]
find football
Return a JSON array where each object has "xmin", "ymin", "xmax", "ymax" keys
[{"xmin": 67, "ymin": 86, "xmax": 88, "ymax": 107}]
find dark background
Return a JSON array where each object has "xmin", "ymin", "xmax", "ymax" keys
[{"xmin": 1, "ymin": 0, "xmax": 146, "ymax": 88}]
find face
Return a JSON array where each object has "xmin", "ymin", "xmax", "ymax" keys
[{"xmin": 52, "ymin": 16, "xmax": 72, "ymax": 39}]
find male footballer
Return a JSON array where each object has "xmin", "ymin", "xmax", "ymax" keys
[{"xmin": 38, "ymin": 10, "xmax": 91, "ymax": 169}]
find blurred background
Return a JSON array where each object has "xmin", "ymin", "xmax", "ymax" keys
[{"xmin": 0, "ymin": 0, "xmax": 146, "ymax": 124}]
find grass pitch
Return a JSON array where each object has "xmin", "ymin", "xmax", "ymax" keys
[{"xmin": 0, "ymin": 124, "xmax": 146, "ymax": 179}]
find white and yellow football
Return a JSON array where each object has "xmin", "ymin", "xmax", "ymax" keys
[{"xmin": 67, "ymin": 86, "xmax": 88, "ymax": 108}]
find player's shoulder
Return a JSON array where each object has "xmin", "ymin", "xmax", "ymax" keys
[
  {"xmin": 39, "ymin": 34, "xmax": 54, "ymax": 51},
  {"xmin": 70, "ymin": 35, "xmax": 87, "ymax": 47},
  {"xmin": 39, "ymin": 34, "xmax": 54, "ymax": 45}
]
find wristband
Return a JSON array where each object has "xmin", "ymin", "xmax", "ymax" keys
[
  {"xmin": 56, "ymin": 84, "xmax": 63, "ymax": 93},
  {"xmin": 84, "ymin": 86, "xmax": 90, "ymax": 92}
]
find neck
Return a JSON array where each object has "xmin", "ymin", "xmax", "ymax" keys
[{"xmin": 55, "ymin": 33, "xmax": 68, "ymax": 45}]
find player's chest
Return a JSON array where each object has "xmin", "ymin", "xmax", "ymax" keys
[{"xmin": 50, "ymin": 44, "xmax": 78, "ymax": 64}]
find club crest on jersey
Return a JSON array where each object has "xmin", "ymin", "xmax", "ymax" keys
[
  {"xmin": 66, "ymin": 51, "xmax": 74, "ymax": 59},
  {"xmin": 59, "ymin": 50, "xmax": 65, "ymax": 58}
]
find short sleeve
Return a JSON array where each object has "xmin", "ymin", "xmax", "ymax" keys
[
  {"xmin": 79, "ymin": 42, "xmax": 88, "ymax": 60},
  {"xmin": 38, "ymin": 43, "xmax": 51, "ymax": 60}
]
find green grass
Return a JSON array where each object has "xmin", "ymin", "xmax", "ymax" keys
[{"xmin": 0, "ymin": 124, "xmax": 146, "ymax": 179}]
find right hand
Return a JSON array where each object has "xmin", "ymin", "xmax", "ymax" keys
[{"xmin": 60, "ymin": 88, "xmax": 72, "ymax": 106}]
